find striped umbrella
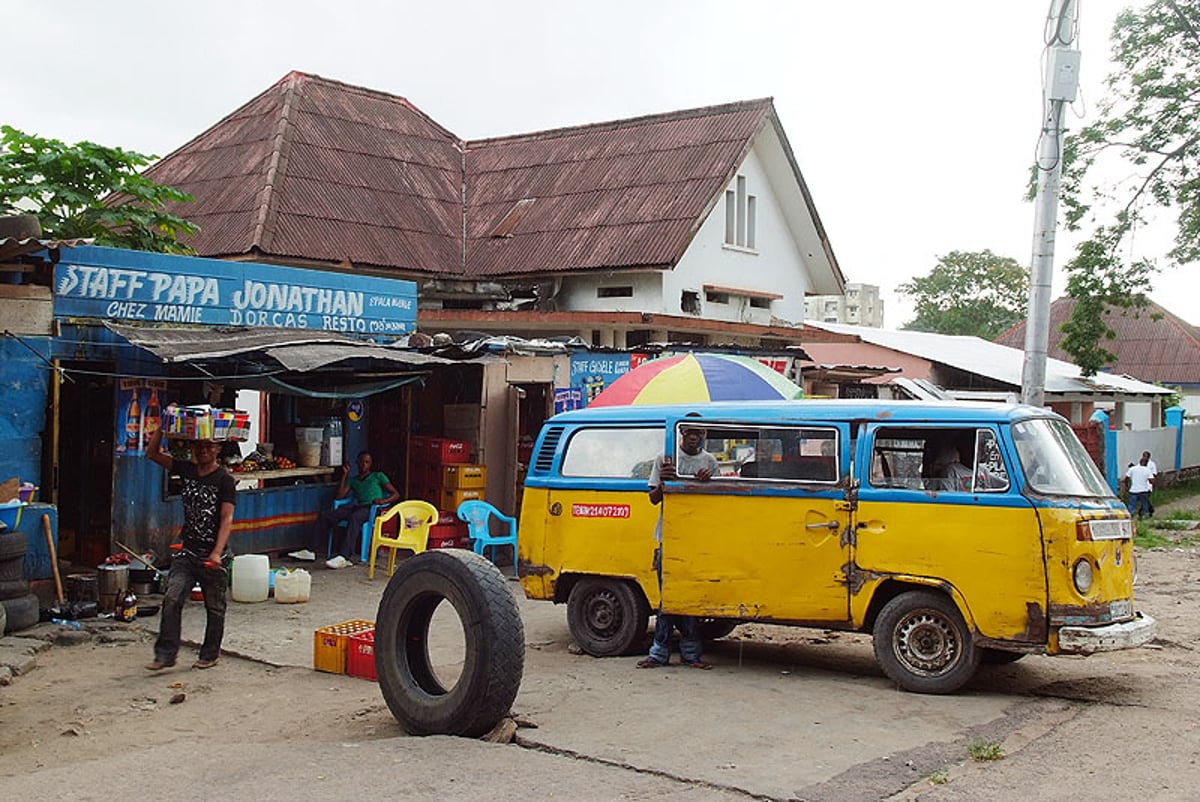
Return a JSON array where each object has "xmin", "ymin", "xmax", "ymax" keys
[{"xmin": 589, "ymin": 353, "xmax": 802, "ymax": 406}]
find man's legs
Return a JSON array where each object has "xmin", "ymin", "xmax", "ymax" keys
[
  {"xmin": 644, "ymin": 612, "xmax": 674, "ymax": 665},
  {"xmin": 335, "ymin": 505, "xmax": 372, "ymax": 560},
  {"xmin": 310, "ymin": 505, "xmax": 355, "ymax": 555},
  {"xmin": 152, "ymin": 556, "xmax": 196, "ymax": 666},
  {"xmin": 1131, "ymin": 492, "xmax": 1150, "ymax": 519},
  {"xmin": 677, "ymin": 616, "xmax": 705, "ymax": 665},
  {"xmin": 195, "ymin": 558, "xmax": 228, "ymax": 663}
]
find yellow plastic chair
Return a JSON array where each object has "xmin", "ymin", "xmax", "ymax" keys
[{"xmin": 368, "ymin": 500, "xmax": 438, "ymax": 579}]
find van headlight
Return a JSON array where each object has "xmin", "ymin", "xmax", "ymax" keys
[{"xmin": 1073, "ymin": 559, "xmax": 1094, "ymax": 594}]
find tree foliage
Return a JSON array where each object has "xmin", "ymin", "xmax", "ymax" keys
[
  {"xmin": 0, "ymin": 125, "xmax": 196, "ymax": 253},
  {"xmin": 897, "ymin": 250, "xmax": 1030, "ymax": 339},
  {"xmin": 1058, "ymin": 0, "xmax": 1200, "ymax": 375}
]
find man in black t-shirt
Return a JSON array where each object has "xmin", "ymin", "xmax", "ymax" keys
[{"xmin": 145, "ymin": 427, "xmax": 237, "ymax": 671}]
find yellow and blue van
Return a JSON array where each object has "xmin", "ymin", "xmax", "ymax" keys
[{"xmin": 517, "ymin": 400, "xmax": 1156, "ymax": 693}]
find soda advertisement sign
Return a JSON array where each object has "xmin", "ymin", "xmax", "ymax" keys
[{"xmin": 116, "ymin": 379, "xmax": 169, "ymax": 457}]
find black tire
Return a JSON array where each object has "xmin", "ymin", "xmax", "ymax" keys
[
  {"xmin": 0, "ymin": 555, "xmax": 24, "ymax": 582},
  {"xmin": 872, "ymin": 590, "xmax": 980, "ymax": 694},
  {"xmin": 981, "ymin": 648, "xmax": 1026, "ymax": 665},
  {"xmin": 0, "ymin": 578, "xmax": 30, "ymax": 600},
  {"xmin": 375, "ymin": 549, "xmax": 524, "ymax": 737},
  {"xmin": 700, "ymin": 618, "xmax": 740, "ymax": 641},
  {"xmin": 2, "ymin": 592, "xmax": 40, "ymax": 633},
  {"xmin": 0, "ymin": 532, "xmax": 28, "ymax": 561},
  {"xmin": 566, "ymin": 577, "xmax": 649, "ymax": 657}
]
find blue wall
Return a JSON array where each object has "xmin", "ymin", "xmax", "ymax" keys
[{"xmin": 0, "ymin": 335, "xmax": 50, "ymax": 487}]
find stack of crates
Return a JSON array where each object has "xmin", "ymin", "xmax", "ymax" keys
[
  {"xmin": 313, "ymin": 619, "xmax": 374, "ymax": 674},
  {"xmin": 410, "ymin": 437, "xmax": 482, "ymax": 508}
]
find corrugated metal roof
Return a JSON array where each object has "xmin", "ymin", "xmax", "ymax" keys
[
  {"xmin": 995, "ymin": 297, "xmax": 1200, "ymax": 385},
  {"xmin": 808, "ymin": 321, "xmax": 1171, "ymax": 397},
  {"xmin": 142, "ymin": 73, "xmax": 844, "ymax": 289}
]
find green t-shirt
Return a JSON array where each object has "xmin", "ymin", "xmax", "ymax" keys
[{"xmin": 348, "ymin": 471, "xmax": 390, "ymax": 506}]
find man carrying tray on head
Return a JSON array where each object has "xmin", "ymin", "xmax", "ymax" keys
[{"xmin": 145, "ymin": 426, "xmax": 237, "ymax": 671}]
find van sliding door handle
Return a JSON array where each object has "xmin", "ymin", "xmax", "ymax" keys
[{"xmin": 806, "ymin": 520, "xmax": 840, "ymax": 531}]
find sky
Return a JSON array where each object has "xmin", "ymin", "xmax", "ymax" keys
[{"xmin": 7, "ymin": 0, "xmax": 1190, "ymax": 328}]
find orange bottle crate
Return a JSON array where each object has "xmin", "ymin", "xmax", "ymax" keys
[
  {"xmin": 313, "ymin": 619, "xmax": 374, "ymax": 674},
  {"xmin": 441, "ymin": 463, "xmax": 486, "ymax": 489},
  {"xmin": 440, "ymin": 487, "xmax": 483, "ymax": 511}
]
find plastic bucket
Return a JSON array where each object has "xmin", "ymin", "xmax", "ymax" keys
[
  {"xmin": 231, "ymin": 554, "xmax": 270, "ymax": 602},
  {"xmin": 297, "ymin": 442, "xmax": 321, "ymax": 467}
]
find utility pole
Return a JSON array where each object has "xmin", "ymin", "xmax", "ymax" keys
[{"xmin": 1022, "ymin": 0, "xmax": 1080, "ymax": 407}]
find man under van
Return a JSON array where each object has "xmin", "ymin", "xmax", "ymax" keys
[{"xmin": 637, "ymin": 426, "xmax": 717, "ymax": 670}]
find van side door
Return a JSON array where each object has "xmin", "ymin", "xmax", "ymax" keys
[
  {"xmin": 659, "ymin": 421, "xmax": 852, "ymax": 624},
  {"xmin": 853, "ymin": 423, "xmax": 1047, "ymax": 643}
]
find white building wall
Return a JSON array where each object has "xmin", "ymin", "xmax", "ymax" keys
[{"xmin": 558, "ymin": 147, "xmax": 813, "ymax": 325}]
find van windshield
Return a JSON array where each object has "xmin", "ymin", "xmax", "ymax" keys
[{"xmin": 1012, "ymin": 418, "xmax": 1112, "ymax": 497}]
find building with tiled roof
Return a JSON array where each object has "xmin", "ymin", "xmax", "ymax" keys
[
  {"xmin": 995, "ymin": 297, "xmax": 1200, "ymax": 415},
  {"xmin": 146, "ymin": 71, "xmax": 844, "ymax": 349}
]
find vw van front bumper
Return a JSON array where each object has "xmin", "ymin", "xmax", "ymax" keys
[{"xmin": 1057, "ymin": 612, "xmax": 1157, "ymax": 655}]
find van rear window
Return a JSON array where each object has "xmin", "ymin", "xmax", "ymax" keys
[{"xmin": 562, "ymin": 427, "xmax": 665, "ymax": 479}]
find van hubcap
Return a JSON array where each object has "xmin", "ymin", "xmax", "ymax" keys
[
  {"xmin": 584, "ymin": 590, "xmax": 620, "ymax": 635},
  {"xmin": 896, "ymin": 610, "xmax": 958, "ymax": 675}
]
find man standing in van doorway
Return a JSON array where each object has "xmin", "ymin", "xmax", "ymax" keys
[{"xmin": 637, "ymin": 425, "xmax": 718, "ymax": 670}]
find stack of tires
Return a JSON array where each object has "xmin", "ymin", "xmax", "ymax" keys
[{"xmin": 0, "ymin": 532, "xmax": 40, "ymax": 634}]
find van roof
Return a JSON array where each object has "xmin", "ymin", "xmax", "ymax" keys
[{"xmin": 548, "ymin": 399, "xmax": 1061, "ymax": 426}]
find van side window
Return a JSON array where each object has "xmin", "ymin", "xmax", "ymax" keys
[
  {"xmin": 699, "ymin": 425, "xmax": 839, "ymax": 483},
  {"xmin": 562, "ymin": 427, "xmax": 665, "ymax": 479},
  {"xmin": 870, "ymin": 427, "xmax": 1008, "ymax": 492}
]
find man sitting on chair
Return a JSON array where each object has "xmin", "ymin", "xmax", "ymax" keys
[{"xmin": 289, "ymin": 450, "xmax": 399, "ymax": 569}]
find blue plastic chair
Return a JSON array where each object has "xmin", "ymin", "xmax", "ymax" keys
[
  {"xmin": 329, "ymin": 498, "xmax": 387, "ymax": 563},
  {"xmin": 456, "ymin": 500, "xmax": 518, "ymax": 577}
]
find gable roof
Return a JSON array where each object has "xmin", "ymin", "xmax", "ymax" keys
[
  {"xmin": 994, "ymin": 296, "xmax": 1200, "ymax": 386},
  {"xmin": 145, "ymin": 71, "xmax": 464, "ymax": 274},
  {"xmin": 805, "ymin": 321, "xmax": 1171, "ymax": 398},
  {"xmin": 146, "ymin": 72, "xmax": 842, "ymax": 288},
  {"xmin": 464, "ymin": 98, "xmax": 771, "ymax": 277}
]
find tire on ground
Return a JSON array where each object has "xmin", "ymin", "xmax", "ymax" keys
[
  {"xmin": 0, "ymin": 578, "xmax": 31, "ymax": 600},
  {"xmin": 872, "ymin": 589, "xmax": 980, "ymax": 694},
  {"xmin": 0, "ymin": 532, "xmax": 29, "ymax": 562},
  {"xmin": 2, "ymin": 592, "xmax": 40, "ymax": 633},
  {"xmin": 0, "ymin": 556, "xmax": 25, "ymax": 582},
  {"xmin": 566, "ymin": 577, "xmax": 649, "ymax": 657},
  {"xmin": 375, "ymin": 549, "xmax": 524, "ymax": 737}
]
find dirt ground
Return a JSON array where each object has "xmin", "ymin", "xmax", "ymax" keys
[{"xmin": 1, "ymin": 498, "xmax": 1199, "ymax": 801}]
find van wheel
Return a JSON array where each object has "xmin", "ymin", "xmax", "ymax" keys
[
  {"xmin": 700, "ymin": 618, "xmax": 739, "ymax": 641},
  {"xmin": 567, "ymin": 578, "xmax": 648, "ymax": 657},
  {"xmin": 873, "ymin": 590, "xmax": 979, "ymax": 694},
  {"xmin": 981, "ymin": 648, "xmax": 1026, "ymax": 665},
  {"xmin": 375, "ymin": 550, "xmax": 524, "ymax": 737}
]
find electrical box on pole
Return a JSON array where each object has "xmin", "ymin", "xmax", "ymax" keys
[{"xmin": 1046, "ymin": 49, "xmax": 1081, "ymax": 101}]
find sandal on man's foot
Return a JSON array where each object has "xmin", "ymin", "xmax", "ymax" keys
[
  {"xmin": 193, "ymin": 658, "xmax": 220, "ymax": 670},
  {"xmin": 635, "ymin": 658, "xmax": 667, "ymax": 669},
  {"xmin": 683, "ymin": 660, "xmax": 713, "ymax": 670},
  {"xmin": 145, "ymin": 659, "xmax": 176, "ymax": 671}
]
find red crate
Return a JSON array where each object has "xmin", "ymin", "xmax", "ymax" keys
[
  {"xmin": 313, "ymin": 619, "xmax": 374, "ymax": 674},
  {"xmin": 428, "ymin": 534, "xmax": 465, "ymax": 550},
  {"xmin": 347, "ymin": 629, "xmax": 377, "ymax": 682},
  {"xmin": 431, "ymin": 437, "xmax": 470, "ymax": 464}
]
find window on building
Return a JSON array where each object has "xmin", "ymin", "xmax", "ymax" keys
[
  {"xmin": 681, "ymin": 290, "xmax": 701, "ymax": 315},
  {"xmin": 706, "ymin": 290, "xmax": 730, "ymax": 304},
  {"xmin": 749, "ymin": 297, "xmax": 770, "ymax": 309},
  {"xmin": 597, "ymin": 286, "xmax": 634, "ymax": 298},
  {"xmin": 723, "ymin": 175, "xmax": 757, "ymax": 250}
]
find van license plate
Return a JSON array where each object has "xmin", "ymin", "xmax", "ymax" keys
[{"xmin": 1110, "ymin": 599, "xmax": 1132, "ymax": 620}]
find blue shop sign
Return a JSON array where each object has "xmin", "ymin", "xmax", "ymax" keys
[
  {"xmin": 53, "ymin": 245, "xmax": 416, "ymax": 336},
  {"xmin": 569, "ymin": 353, "xmax": 632, "ymax": 406}
]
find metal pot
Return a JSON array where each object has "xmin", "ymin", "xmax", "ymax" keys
[{"xmin": 130, "ymin": 581, "xmax": 155, "ymax": 596}]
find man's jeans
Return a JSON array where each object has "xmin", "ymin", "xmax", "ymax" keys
[
  {"xmin": 155, "ymin": 552, "xmax": 227, "ymax": 664},
  {"xmin": 311, "ymin": 504, "xmax": 373, "ymax": 558},
  {"xmin": 1129, "ymin": 491, "xmax": 1152, "ymax": 519},
  {"xmin": 648, "ymin": 612, "xmax": 703, "ymax": 664}
]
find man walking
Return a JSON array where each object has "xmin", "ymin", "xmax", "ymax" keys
[
  {"xmin": 1126, "ymin": 453, "xmax": 1156, "ymax": 521},
  {"xmin": 145, "ymin": 426, "xmax": 236, "ymax": 671}
]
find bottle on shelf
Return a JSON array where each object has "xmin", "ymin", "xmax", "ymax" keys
[
  {"xmin": 125, "ymin": 393, "xmax": 142, "ymax": 451},
  {"xmin": 143, "ymin": 388, "xmax": 161, "ymax": 448}
]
